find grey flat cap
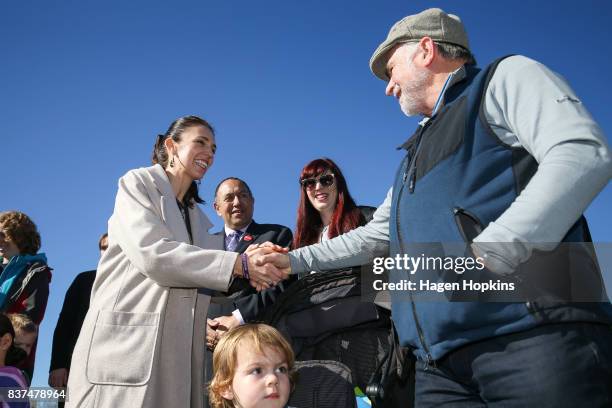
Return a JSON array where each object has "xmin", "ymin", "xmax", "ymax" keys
[{"xmin": 369, "ymin": 8, "xmax": 470, "ymax": 81}]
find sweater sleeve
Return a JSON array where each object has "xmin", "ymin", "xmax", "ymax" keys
[
  {"xmin": 474, "ymin": 55, "xmax": 612, "ymax": 273},
  {"xmin": 288, "ymin": 188, "xmax": 392, "ymax": 274}
]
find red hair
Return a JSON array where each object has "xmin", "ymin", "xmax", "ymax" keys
[{"xmin": 293, "ymin": 158, "xmax": 363, "ymax": 249}]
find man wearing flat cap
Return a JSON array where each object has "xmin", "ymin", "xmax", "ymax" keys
[{"xmin": 260, "ymin": 7, "xmax": 612, "ymax": 407}]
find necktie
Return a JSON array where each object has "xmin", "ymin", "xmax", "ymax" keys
[{"xmin": 226, "ymin": 231, "xmax": 241, "ymax": 252}]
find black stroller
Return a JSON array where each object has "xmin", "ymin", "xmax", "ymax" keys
[{"xmin": 259, "ymin": 268, "xmax": 414, "ymax": 408}]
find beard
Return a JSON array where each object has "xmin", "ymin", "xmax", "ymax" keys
[{"xmin": 399, "ymin": 64, "xmax": 432, "ymax": 117}]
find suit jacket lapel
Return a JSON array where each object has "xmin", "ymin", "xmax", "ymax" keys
[
  {"xmin": 213, "ymin": 221, "xmax": 266, "ymax": 253},
  {"xmin": 234, "ymin": 221, "xmax": 260, "ymax": 253}
]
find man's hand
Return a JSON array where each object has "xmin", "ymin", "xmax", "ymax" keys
[
  {"xmin": 257, "ymin": 241, "xmax": 289, "ymax": 254},
  {"xmin": 256, "ymin": 250, "xmax": 290, "ymax": 269},
  {"xmin": 245, "ymin": 244, "xmax": 291, "ymax": 290},
  {"xmin": 49, "ymin": 368, "xmax": 68, "ymax": 388},
  {"xmin": 206, "ymin": 318, "xmax": 219, "ymax": 351},
  {"xmin": 470, "ymin": 242, "xmax": 516, "ymax": 276},
  {"xmin": 206, "ymin": 315, "xmax": 240, "ymax": 351}
]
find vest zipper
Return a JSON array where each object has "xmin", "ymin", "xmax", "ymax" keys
[
  {"xmin": 395, "ymin": 156, "xmax": 435, "ymax": 368},
  {"xmin": 404, "ymin": 123, "xmax": 429, "ymax": 194},
  {"xmin": 408, "ymin": 296, "xmax": 435, "ymax": 369},
  {"xmin": 409, "ymin": 168, "xmax": 417, "ymax": 193}
]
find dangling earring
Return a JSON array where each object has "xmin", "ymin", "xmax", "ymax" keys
[{"xmin": 170, "ymin": 156, "xmax": 175, "ymax": 167}]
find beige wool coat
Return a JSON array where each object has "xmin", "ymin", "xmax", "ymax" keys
[{"xmin": 66, "ymin": 164, "xmax": 238, "ymax": 408}]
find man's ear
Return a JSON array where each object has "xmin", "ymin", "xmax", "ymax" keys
[
  {"xmin": 213, "ymin": 200, "xmax": 221, "ymax": 215},
  {"xmin": 417, "ymin": 36, "xmax": 436, "ymax": 67},
  {"xmin": 220, "ymin": 385, "xmax": 234, "ymax": 401}
]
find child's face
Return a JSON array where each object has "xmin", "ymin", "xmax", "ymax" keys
[
  {"xmin": 222, "ymin": 345, "xmax": 291, "ymax": 408},
  {"xmin": 14, "ymin": 331, "xmax": 37, "ymax": 356}
]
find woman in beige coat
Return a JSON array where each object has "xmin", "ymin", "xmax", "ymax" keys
[{"xmin": 66, "ymin": 116, "xmax": 285, "ymax": 408}]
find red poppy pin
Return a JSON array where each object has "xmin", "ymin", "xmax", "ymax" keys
[{"xmin": 243, "ymin": 234, "xmax": 253, "ymax": 242}]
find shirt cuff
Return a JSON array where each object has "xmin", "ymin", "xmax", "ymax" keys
[{"xmin": 232, "ymin": 309, "xmax": 245, "ymax": 325}]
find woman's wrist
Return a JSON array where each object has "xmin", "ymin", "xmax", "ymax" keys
[
  {"xmin": 231, "ymin": 253, "xmax": 251, "ymax": 280},
  {"xmin": 232, "ymin": 255, "xmax": 244, "ymax": 278},
  {"xmin": 240, "ymin": 253, "xmax": 250, "ymax": 280}
]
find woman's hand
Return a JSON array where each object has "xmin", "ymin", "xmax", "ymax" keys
[
  {"xmin": 231, "ymin": 243, "xmax": 291, "ymax": 290},
  {"xmin": 247, "ymin": 245, "xmax": 291, "ymax": 289}
]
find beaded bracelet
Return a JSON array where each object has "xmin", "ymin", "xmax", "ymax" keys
[{"xmin": 241, "ymin": 252, "xmax": 250, "ymax": 280}]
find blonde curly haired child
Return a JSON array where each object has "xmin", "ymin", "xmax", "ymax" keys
[{"xmin": 209, "ymin": 324, "xmax": 296, "ymax": 408}]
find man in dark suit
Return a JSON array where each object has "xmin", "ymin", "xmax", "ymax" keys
[
  {"xmin": 48, "ymin": 233, "xmax": 108, "ymax": 407},
  {"xmin": 204, "ymin": 177, "xmax": 292, "ymax": 402}
]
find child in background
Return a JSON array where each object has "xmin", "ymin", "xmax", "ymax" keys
[
  {"xmin": 6, "ymin": 314, "xmax": 37, "ymax": 385},
  {"xmin": 6, "ymin": 315, "xmax": 37, "ymax": 358},
  {"xmin": 209, "ymin": 324, "xmax": 296, "ymax": 408},
  {"xmin": 0, "ymin": 314, "xmax": 29, "ymax": 408}
]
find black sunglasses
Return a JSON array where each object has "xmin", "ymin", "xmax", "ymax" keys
[{"xmin": 300, "ymin": 174, "xmax": 335, "ymax": 190}]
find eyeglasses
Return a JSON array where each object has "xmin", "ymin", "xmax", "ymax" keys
[{"xmin": 300, "ymin": 174, "xmax": 335, "ymax": 190}]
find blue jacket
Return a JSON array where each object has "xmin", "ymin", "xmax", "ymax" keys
[{"xmin": 389, "ymin": 57, "xmax": 612, "ymax": 363}]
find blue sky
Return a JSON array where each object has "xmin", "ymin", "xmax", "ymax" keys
[{"xmin": 2, "ymin": 0, "xmax": 610, "ymax": 388}]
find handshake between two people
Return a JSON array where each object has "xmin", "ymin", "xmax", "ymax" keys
[
  {"xmin": 232, "ymin": 241, "xmax": 291, "ymax": 292},
  {"xmin": 208, "ymin": 243, "xmax": 291, "ymax": 351}
]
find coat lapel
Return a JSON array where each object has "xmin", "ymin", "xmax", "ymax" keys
[
  {"xmin": 189, "ymin": 207, "xmax": 219, "ymax": 297},
  {"xmin": 211, "ymin": 230, "xmax": 226, "ymax": 250},
  {"xmin": 190, "ymin": 206, "xmax": 223, "ymax": 250},
  {"xmin": 147, "ymin": 164, "xmax": 191, "ymax": 244}
]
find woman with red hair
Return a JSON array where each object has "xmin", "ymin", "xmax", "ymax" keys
[
  {"xmin": 293, "ymin": 158, "xmax": 369, "ymax": 250},
  {"xmin": 290, "ymin": 158, "xmax": 387, "ymax": 390}
]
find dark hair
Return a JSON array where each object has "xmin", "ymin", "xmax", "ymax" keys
[
  {"xmin": 152, "ymin": 115, "xmax": 215, "ymax": 208},
  {"xmin": 213, "ymin": 177, "xmax": 253, "ymax": 202},
  {"xmin": 435, "ymin": 41, "xmax": 476, "ymax": 66},
  {"xmin": 98, "ymin": 232, "xmax": 108, "ymax": 251},
  {"xmin": 293, "ymin": 158, "xmax": 362, "ymax": 248},
  {"xmin": 0, "ymin": 314, "xmax": 27, "ymax": 366},
  {"xmin": 0, "ymin": 211, "xmax": 41, "ymax": 255}
]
